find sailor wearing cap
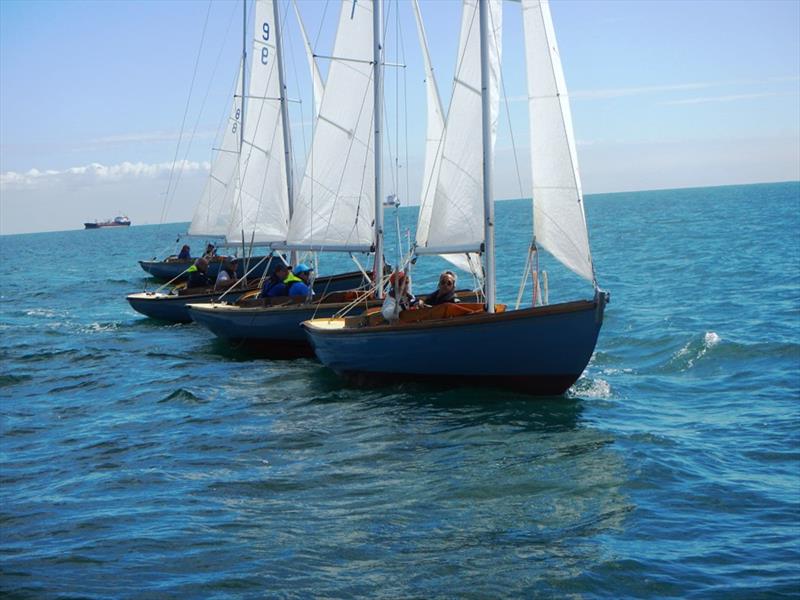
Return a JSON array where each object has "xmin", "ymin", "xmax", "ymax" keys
[{"xmin": 285, "ymin": 263, "xmax": 314, "ymax": 298}]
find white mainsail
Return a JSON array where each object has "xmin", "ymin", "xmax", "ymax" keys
[
  {"xmin": 415, "ymin": 0, "xmax": 502, "ymax": 260},
  {"xmin": 187, "ymin": 63, "xmax": 243, "ymax": 238},
  {"xmin": 226, "ymin": 0, "xmax": 291, "ymax": 246},
  {"xmin": 292, "ymin": 0, "xmax": 325, "ymax": 119},
  {"xmin": 285, "ymin": 0, "xmax": 375, "ymax": 252},
  {"xmin": 522, "ymin": 0, "xmax": 594, "ymax": 283}
]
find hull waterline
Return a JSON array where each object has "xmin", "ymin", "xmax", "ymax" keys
[{"xmin": 303, "ymin": 296, "xmax": 608, "ymax": 396}]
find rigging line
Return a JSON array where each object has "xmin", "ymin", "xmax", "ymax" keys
[
  {"xmin": 168, "ymin": 1, "xmax": 240, "ymax": 220},
  {"xmin": 494, "ymin": 13, "xmax": 524, "ymax": 199},
  {"xmin": 311, "ymin": 0, "xmax": 331, "ymax": 57},
  {"xmin": 395, "ymin": 0, "xmax": 400, "ymax": 203},
  {"xmin": 399, "ymin": 10, "xmax": 410, "ymax": 209},
  {"xmin": 160, "ymin": 0, "xmax": 214, "ymax": 226}
]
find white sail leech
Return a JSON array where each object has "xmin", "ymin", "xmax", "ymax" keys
[
  {"xmin": 292, "ymin": 0, "xmax": 325, "ymax": 119},
  {"xmin": 415, "ymin": 0, "xmax": 502, "ymax": 267},
  {"xmin": 226, "ymin": 0, "xmax": 291, "ymax": 246},
  {"xmin": 187, "ymin": 62, "xmax": 243, "ymax": 238},
  {"xmin": 285, "ymin": 0, "xmax": 376, "ymax": 252},
  {"xmin": 522, "ymin": 0, "xmax": 594, "ymax": 283}
]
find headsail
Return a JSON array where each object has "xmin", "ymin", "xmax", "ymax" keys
[
  {"xmin": 292, "ymin": 0, "xmax": 325, "ymax": 119},
  {"xmin": 415, "ymin": 0, "xmax": 502, "ymax": 259},
  {"xmin": 285, "ymin": 0, "xmax": 375, "ymax": 252},
  {"xmin": 226, "ymin": 0, "xmax": 291, "ymax": 246},
  {"xmin": 187, "ymin": 62, "xmax": 243, "ymax": 238},
  {"xmin": 411, "ymin": 0, "xmax": 444, "ymax": 252},
  {"xmin": 522, "ymin": 0, "xmax": 594, "ymax": 283}
]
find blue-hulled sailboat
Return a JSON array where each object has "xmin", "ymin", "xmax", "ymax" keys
[
  {"xmin": 303, "ymin": 0, "xmax": 609, "ymax": 396},
  {"xmin": 188, "ymin": 0, "xmax": 385, "ymax": 350},
  {"xmin": 129, "ymin": 0, "xmax": 365, "ymax": 323}
]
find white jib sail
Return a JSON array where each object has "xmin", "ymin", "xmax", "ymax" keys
[
  {"xmin": 411, "ymin": 0, "xmax": 444, "ymax": 251},
  {"xmin": 522, "ymin": 0, "xmax": 594, "ymax": 283},
  {"xmin": 226, "ymin": 0, "xmax": 291, "ymax": 246},
  {"xmin": 187, "ymin": 62, "xmax": 243, "ymax": 238},
  {"xmin": 292, "ymin": 0, "xmax": 325, "ymax": 119},
  {"xmin": 285, "ymin": 0, "xmax": 375, "ymax": 252},
  {"xmin": 415, "ymin": 0, "xmax": 502, "ymax": 259}
]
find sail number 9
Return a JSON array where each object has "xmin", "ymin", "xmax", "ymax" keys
[
  {"xmin": 232, "ymin": 108, "xmax": 240, "ymax": 134},
  {"xmin": 261, "ymin": 22, "xmax": 270, "ymax": 64}
]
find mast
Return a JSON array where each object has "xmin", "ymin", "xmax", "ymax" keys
[
  {"xmin": 373, "ymin": 0, "xmax": 385, "ymax": 297},
  {"xmin": 273, "ymin": 0, "xmax": 296, "ymax": 265},
  {"xmin": 479, "ymin": 0, "xmax": 496, "ymax": 312},
  {"xmin": 239, "ymin": 0, "xmax": 248, "ymax": 254},
  {"xmin": 241, "ymin": 0, "xmax": 247, "ymax": 156}
]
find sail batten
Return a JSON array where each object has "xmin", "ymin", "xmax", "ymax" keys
[{"xmin": 523, "ymin": 0, "xmax": 593, "ymax": 283}]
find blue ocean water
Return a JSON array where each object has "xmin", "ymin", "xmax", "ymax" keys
[{"xmin": 1, "ymin": 181, "xmax": 798, "ymax": 598}]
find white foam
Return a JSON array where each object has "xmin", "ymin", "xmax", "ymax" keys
[
  {"xmin": 570, "ymin": 377, "xmax": 612, "ymax": 399},
  {"xmin": 704, "ymin": 331, "xmax": 721, "ymax": 348}
]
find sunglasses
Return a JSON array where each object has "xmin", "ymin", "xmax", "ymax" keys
[{"xmin": 439, "ymin": 279, "xmax": 454, "ymax": 287}]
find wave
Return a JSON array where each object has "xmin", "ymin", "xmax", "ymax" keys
[
  {"xmin": 569, "ymin": 376, "xmax": 612, "ymax": 399},
  {"xmin": 158, "ymin": 388, "xmax": 207, "ymax": 404}
]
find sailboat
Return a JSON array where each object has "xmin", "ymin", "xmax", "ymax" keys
[
  {"xmin": 303, "ymin": 0, "xmax": 609, "ymax": 396},
  {"xmin": 128, "ymin": 0, "xmax": 364, "ymax": 323},
  {"xmin": 187, "ymin": 0, "xmax": 385, "ymax": 353}
]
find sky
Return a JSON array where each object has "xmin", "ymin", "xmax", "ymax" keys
[{"xmin": 1, "ymin": 0, "xmax": 798, "ymax": 235}]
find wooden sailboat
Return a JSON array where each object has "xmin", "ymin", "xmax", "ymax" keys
[
  {"xmin": 128, "ymin": 0, "xmax": 364, "ymax": 323},
  {"xmin": 187, "ymin": 0, "xmax": 383, "ymax": 350},
  {"xmin": 303, "ymin": 0, "xmax": 609, "ymax": 396}
]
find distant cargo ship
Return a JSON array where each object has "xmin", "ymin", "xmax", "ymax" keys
[{"xmin": 84, "ymin": 216, "xmax": 131, "ymax": 229}]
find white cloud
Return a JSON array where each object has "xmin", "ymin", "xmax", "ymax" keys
[
  {"xmin": 85, "ymin": 130, "xmax": 217, "ymax": 145},
  {"xmin": 660, "ymin": 91, "xmax": 795, "ymax": 105},
  {"xmin": 0, "ymin": 160, "xmax": 211, "ymax": 190},
  {"xmin": 572, "ymin": 76, "xmax": 800, "ymax": 100}
]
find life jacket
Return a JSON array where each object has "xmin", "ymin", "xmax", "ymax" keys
[
  {"xmin": 283, "ymin": 272, "xmax": 303, "ymax": 294},
  {"xmin": 186, "ymin": 265, "xmax": 198, "ymax": 274}
]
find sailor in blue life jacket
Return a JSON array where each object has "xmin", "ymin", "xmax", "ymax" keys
[
  {"xmin": 186, "ymin": 258, "xmax": 211, "ymax": 288},
  {"xmin": 259, "ymin": 263, "xmax": 290, "ymax": 298},
  {"xmin": 177, "ymin": 244, "xmax": 191, "ymax": 260},
  {"xmin": 285, "ymin": 263, "xmax": 314, "ymax": 298}
]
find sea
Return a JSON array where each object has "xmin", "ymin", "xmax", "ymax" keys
[{"xmin": 1, "ymin": 181, "xmax": 798, "ymax": 598}]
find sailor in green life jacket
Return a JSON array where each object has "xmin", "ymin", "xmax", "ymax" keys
[
  {"xmin": 285, "ymin": 263, "xmax": 314, "ymax": 298},
  {"xmin": 186, "ymin": 258, "xmax": 211, "ymax": 288}
]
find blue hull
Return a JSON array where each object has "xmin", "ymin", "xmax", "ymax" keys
[
  {"xmin": 303, "ymin": 298, "xmax": 607, "ymax": 396},
  {"xmin": 129, "ymin": 272, "xmax": 366, "ymax": 324},
  {"xmin": 126, "ymin": 288, "xmax": 252, "ymax": 323},
  {"xmin": 138, "ymin": 257, "xmax": 272, "ymax": 282},
  {"xmin": 189, "ymin": 302, "xmax": 356, "ymax": 357}
]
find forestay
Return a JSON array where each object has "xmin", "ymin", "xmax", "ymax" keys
[
  {"xmin": 523, "ymin": 0, "xmax": 594, "ymax": 284},
  {"xmin": 226, "ymin": 0, "xmax": 291, "ymax": 246},
  {"xmin": 284, "ymin": 0, "xmax": 376, "ymax": 252},
  {"xmin": 415, "ymin": 0, "xmax": 502, "ymax": 257},
  {"xmin": 187, "ymin": 63, "xmax": 243, "ymax": 238}
]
